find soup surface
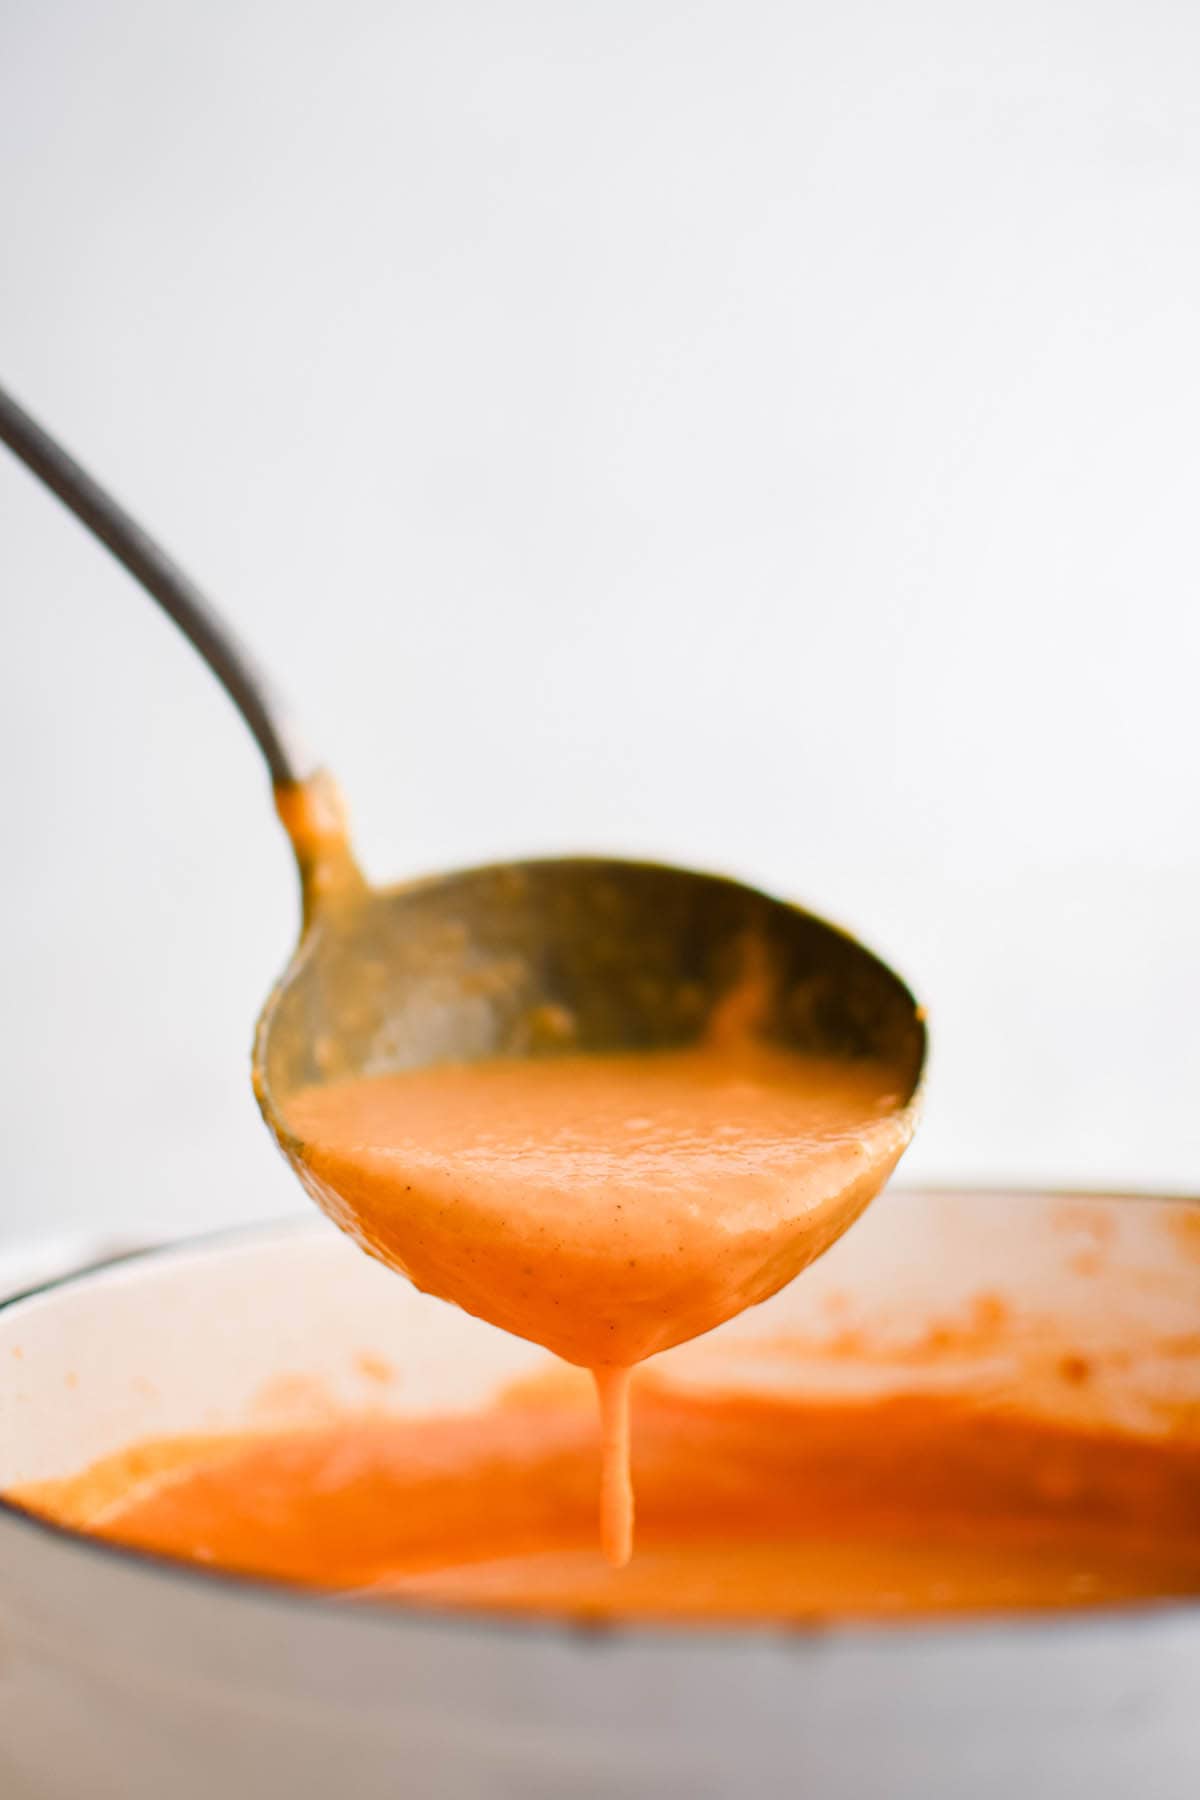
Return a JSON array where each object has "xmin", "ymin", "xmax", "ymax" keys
[{"xmin": 20, "ymin": 1370, "xmax": 1200, "ymax": 1624}]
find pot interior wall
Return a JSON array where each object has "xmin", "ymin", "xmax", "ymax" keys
[{"xmin": 0, "ymin": 1189, "xmax": 1197, "ymax": 1491}]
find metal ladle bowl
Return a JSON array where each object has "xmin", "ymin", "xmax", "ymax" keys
[
  {"xmin": 254, "ymin": 853, "xmax": 925, "ymax": 1134},
  {"xmin": 0, "ymin": 382, "xmax": 926, "ymax": 1218}
]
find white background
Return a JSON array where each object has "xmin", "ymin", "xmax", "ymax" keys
[{"xmin": 1, "ymin": 0, "xmax": 1198, "ymax": 1247}]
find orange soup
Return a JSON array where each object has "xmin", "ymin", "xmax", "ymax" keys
[
  {"xmin": 278, "ymin": 1044, "xmax": 913, "ymax": 1560},
  {"xmin": 20, "ymin": 1372, "xmax": 1200, "ymax": 1624}
]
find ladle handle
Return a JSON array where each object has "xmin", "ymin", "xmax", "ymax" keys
[{"xmin": 0, "ymin": 380, "xmax": 311, "ymax": 789}]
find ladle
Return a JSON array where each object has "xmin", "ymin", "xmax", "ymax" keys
[{"xmin": 0, "ymin": 378, "xmax": 926, "ymax": 1390}]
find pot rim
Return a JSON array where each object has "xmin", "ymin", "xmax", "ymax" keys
[{"xmin": 1, "ymin": 1186, "xmax": 1198, "ymax": 1656}]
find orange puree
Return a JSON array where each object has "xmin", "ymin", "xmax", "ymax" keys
[
  {"xmin": 22, "ymin": 1379, "xmax": 1200, "ymax": 1624},
  {"xmin": 280, "ymin": 1046, "xmax": 912, "ymax": 1561}
]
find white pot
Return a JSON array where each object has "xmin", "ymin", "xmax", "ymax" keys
[{"xmin": 0, "ymin": 1190, "xmax": 1197, "ymax": 1800}]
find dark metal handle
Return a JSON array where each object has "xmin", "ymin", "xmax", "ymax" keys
[{"xmin": 0, "ymin": 380, "xmax": 310, "ymax": 788}]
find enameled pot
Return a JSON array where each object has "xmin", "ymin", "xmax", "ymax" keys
[{"xmin": 0, "ymin": 1189, "xmax": 1197, "ymax": 1800}]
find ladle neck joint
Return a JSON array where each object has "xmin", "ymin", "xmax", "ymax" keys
[{"xmin": 274, "ymin": 772, "xmax": 366, "ymax": 927}]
